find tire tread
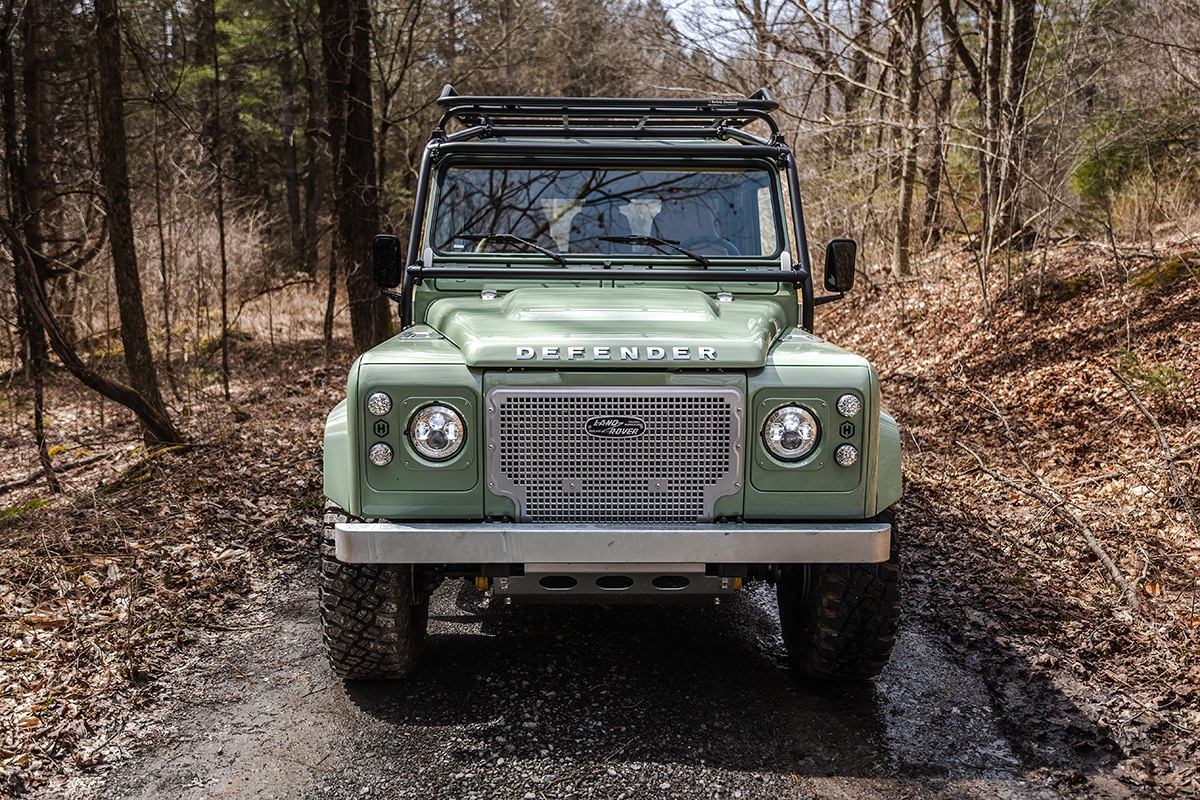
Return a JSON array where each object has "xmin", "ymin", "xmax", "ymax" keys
[{"xmin": 318, "ymin": 506, "xmax": 428, "ymax": 680}]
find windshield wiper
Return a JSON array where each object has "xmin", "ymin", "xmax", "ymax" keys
[
  {"xmin": 600, "ymin": 235, "xmax": 710, "ymax": 268},
  {"xmin": 460, "ymin": 233, "xmax": 566, "ymax": 265}
]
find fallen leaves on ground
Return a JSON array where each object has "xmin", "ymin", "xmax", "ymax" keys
[
  {"xmin": 0, "ymin": 339, "xmax": 343, "ymax": 793},
  {"xmin": 0, "ymin": 240, "xmax": 1197, "ymax": 796},
  {"xmin": 822, "ymin": 238, "xmax": 1200, "ymax": 797}
]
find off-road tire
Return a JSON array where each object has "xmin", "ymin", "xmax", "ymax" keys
[
  {"xmin": 776, "ymin": 508, "xmax": 901, "ymax": 680},
  {"xmin": 319, "ymin": 505, "xmax": 428, "ymax": 680}
]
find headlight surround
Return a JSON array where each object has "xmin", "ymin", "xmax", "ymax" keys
[
  {"xmin": 762, "ymin": 405, "xmax": 820, "ymax": 461},
  {"xmin": 408, "ymin": 404, "xmax": 466, "ymax": 461}
]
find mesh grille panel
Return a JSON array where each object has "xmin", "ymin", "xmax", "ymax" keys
[{"xmin": 488, "ymin": 387, "xmax": 743, "ymax": 522}]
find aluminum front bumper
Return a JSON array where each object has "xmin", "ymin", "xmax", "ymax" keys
[{"xmin": 334, "ymin": 521, "xmax": 891, "ymax": 565}]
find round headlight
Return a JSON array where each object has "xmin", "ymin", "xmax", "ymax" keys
[
  {"xmin": 835, "ymin": 444, "xmax": 859, "ymax": 467},
  {"xmin": 368, "ymin": 442, "xmax": 394, "ymax": 466},
  {"xmin": 409, "ymin": 404, "xmax": 466, "ymax": 461},
  {"xmin": 366, "ymin": 391, "xmax": 392, "ymax": 416},
  {"xmin": 836, "ymin": 393, "xmax": 861, "ymax": 418},
  {"xmin": 763, "ymin": 405, "xmax": 819, "ymax": 461}
]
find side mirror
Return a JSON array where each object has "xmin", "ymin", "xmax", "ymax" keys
[
  {"xmin": 374, "ymin": 234, "xmax": 402, "ymax": 288},
  {"xmin": 823, "ymin": 239, "xmax": 857, "ymax": 293}
]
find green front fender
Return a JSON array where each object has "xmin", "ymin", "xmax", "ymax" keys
[
  {"xmin": 874, "ymin": 410, "xmax": 903, "ymax": 514},
  {"xmin": 323, "ymin": 399, "xmax": 356, "ymax": 514}
]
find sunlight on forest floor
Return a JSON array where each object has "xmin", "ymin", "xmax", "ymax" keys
[{"xmin": 1, "ymin": 240, "xmax": 1197, "ymax": 796}]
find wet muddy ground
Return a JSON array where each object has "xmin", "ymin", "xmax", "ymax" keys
[{"xmin": 70, "ymin": 574, "xmax": 1110, "ymax": 800}]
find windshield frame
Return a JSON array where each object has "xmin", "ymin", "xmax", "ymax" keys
[{"xmin": 424, "ymin": 155, "xmax": 788, "ymax": 265}]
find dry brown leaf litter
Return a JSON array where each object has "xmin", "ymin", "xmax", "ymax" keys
[
  {"xmin": 1, "ymin": 340, "xmax": 344, "ymax": 794},
  {"xmin": 0, "ymin": 242, "xmax": 1197, "ymax": 796},
  {"xmin": 821, "ymin": 240, "xmax": 1200, "ymax": 796}
]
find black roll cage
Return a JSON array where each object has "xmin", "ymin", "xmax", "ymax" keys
[{"xmin": 398, "ymin": 86, "xmax": 817, "ymax": 331}]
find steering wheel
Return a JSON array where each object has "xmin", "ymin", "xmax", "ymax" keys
[{"xmin": 680, "ymin": 235, "xmax": 740, "ymax": 256}]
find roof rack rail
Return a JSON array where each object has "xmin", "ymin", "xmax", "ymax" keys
[{"xmin": 432, "ymin": 85, "xmax": 781, "ymax": 144}]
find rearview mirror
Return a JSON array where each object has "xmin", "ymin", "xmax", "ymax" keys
[
  {"xmin": 823, "ymin": 239, "xmax": 857, "ymax": 293},
  {"xmin": 374, "ymin": 234, "xmax": 402, "ymax": 288}
]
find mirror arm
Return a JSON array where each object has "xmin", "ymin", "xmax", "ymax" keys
[{"xmin": 813, "ymin": 292, "xmax": 845, "ymax": 307}]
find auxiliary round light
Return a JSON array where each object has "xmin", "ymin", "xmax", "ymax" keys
[
  {"xmin": 368, "ymin": 442, "xmax": 394, "ymax": 466},
  {"xmin": 409, "ymin": 404, "xmax": 466, "ymax": 461},
  {"xmin": 835, "ymin": 444, "xmax": 859, "ymax": 468},
  {"xmin": 366, "ymin": 391, "xmax": 392, "ymax": 416},
  {"xmin": 763, "ymin": 405, "xmax": 819, "ymax": 461},
  {"xmin": 836, "ymin": 393, "xmax": 862, "ymax": 418}
]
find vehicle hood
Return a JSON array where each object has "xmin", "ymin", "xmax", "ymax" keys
[{"xmin": 425, "ymin": 287, "xmax": 787, "ymax": 368}]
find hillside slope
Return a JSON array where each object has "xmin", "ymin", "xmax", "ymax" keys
[{"xmin": 819, "ymin": 241, "xmax": 1200, "ymax": 795}]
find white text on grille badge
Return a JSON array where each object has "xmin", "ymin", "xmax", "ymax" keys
[{"xmin": 584, "ymin": 416, "xmax": 647, "ymax": 438}]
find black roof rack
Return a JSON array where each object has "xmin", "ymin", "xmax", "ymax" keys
[{"xmin": 433, "ymin": 85, "xmax": 781, "ymax": 145}]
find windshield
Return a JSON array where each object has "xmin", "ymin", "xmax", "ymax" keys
[{"xmin": 430, "ymin": 164, "xmax": 781, "ymax": 260}]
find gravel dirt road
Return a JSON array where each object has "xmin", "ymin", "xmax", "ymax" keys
[{"xmin": 73, "ymin": 572, "xmax": 1095, "ymax": 800}]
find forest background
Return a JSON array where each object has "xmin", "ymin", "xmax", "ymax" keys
[
  {"xmin": 1, "ymin": 0, "xmax": 1199, "ymax": 795},
  {"xmin": 1, "ymin": 0, "xmax": 1197, "ymax": 436}
]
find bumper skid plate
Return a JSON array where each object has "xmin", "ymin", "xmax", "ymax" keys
[{"xmin": 334, "ymin": 521, "xmax": 891, "ymax": 565}]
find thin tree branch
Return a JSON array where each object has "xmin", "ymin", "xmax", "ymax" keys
[
  {"xmin": 1110, "ymin": 367, "xmax": 1200, "ymax": 541},
  {"xmin": 957, "ymin": 441, "xmax": 1141, "ymax": 618},
  {"xmin": 0, "ymin": 452, "xmax": 116, "ymax": 496}
]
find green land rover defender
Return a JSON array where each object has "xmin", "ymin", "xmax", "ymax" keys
[{"xmin": 319, "ymin": 87, "xmax": 903, "ymax": 681}]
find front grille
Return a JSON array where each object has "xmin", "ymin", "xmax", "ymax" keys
[{"xmin": 487, "ymin": 387, "xmax": 744, "ymax": 522}]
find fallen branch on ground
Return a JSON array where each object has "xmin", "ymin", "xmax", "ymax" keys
[
  {"xmin": 0, "ymin": 452, "xmax": 117, "ymax": 496},
  {"xmin": 957, "ymin": 441, "xmax": 1141, "ymax": 619},
  {"xmin": 1110, "ymin": 367, "xmax": 1200, "ymax": 542}
]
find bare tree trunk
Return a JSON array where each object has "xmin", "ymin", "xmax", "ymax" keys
[
  {"xmin": 151, "ymin": 102, "xmax": 179, "ymax": 400},
  {"xmin": 324, "ymin": 248, "xmax": 337, "ymax": 354},
  {"xmin": 0, "ymin": 0, "xmax": 16, "ymax": 221},
  {"xmin": 10, "ymin": 0, "xmax": 61, "ymax": 491},
  {"xmin": 733, "ymin": 0, "xmax": 774, "ymax": 96},
  {"xmin": 320, "ymin": 0, "xmax": 349, "ymax": 350},
  {"xmin": 922, "ymin": 34, "xmax": 956, "ymax": 246},
  {"xmin": 346, "ymin": 0, "xmax": 387, "ymax": 346},
  {"xmin": 204, "ymin": 0, "xmax": 232, "ymax": 400},
  {"xmin": 980, "ymin": 0, "xmax": 1003, "ymax": 251},
  {"xmin": 2, "ymin": 217, "xmax": 184, "ymax": 446},
  {"xmin": 892, "ymin": 0, "xmax": 925, "ymax": 278},
  {"xmin": 846, "ymin": 0, "xmax": 875, "ymax": 116},
  {"xmin": 301, "ymin": 30, "xmax": 328, "ymax": 277},
  {"xmin": 193, "ymin": 0, "xmax": 218, "ymax": 168},
  {"xmin": 95, "ymin": 0, "xmax": 181, "ymax": 445},
  {"xmin": 998, "ymin": 0, "xmax": 1036, "ymax": 239},
  {"xmin": 322, "ymin": 0, "xmax": 388, "ymax": 351},
  {"xmin": 279, "ymin": 30, "xmax": 304, "ymax": 263}
]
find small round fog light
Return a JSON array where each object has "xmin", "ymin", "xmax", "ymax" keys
[
  {"xmin": 366, "ymin": 391, "xmax": 392, "ymax": 416},
  {"xmin": 835, "ymin": 444, "xmax": 859, "ymax": 467},
  {"xmin": 368, "ymin": 442, "xmax": 393, "ymax": 466},
  {"xmin": 836, "ymin": 394, "xmax": 861, "ymax": 417}
]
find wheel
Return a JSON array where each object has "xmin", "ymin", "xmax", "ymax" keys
[
  {"xmin": 319, "ymin": 505, "xmax": 428, "ymax": 680},
  {"xmin": 776, "ymin": 509, "xmax": 901, "ymax": 680},
  {"xmin": 680, "ymin": 235, "xmax": 739, "ymax": 256}
]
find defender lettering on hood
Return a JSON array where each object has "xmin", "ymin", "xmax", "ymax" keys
[
  {"xmin": 426, "ymin": 287, "xmax": 784, "ymax": 369},
  {"xmin": 516, "ymin": 345, "xmax": 717, "ymax": 362}
]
